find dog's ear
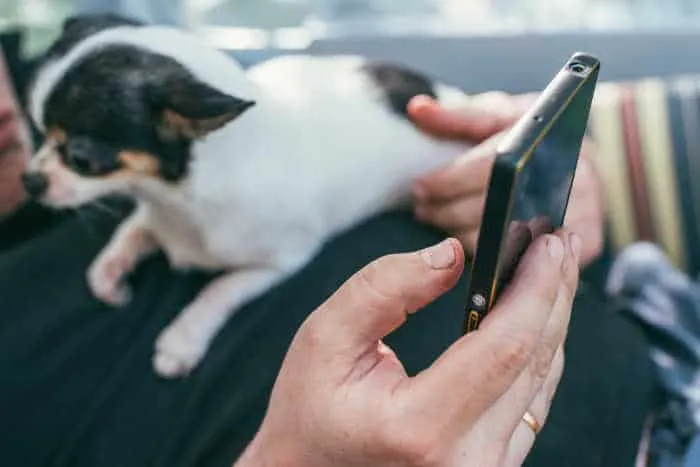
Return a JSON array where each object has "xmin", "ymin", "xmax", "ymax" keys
[{"xmin": 152, "ymin": 77, "xmax": 256, "ymax": 140}]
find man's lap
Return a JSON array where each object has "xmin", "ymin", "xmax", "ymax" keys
[{"xmin": 0, "ymin": 205, "xmax": 654, "ymax": 467}]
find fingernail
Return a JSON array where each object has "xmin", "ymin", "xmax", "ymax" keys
[
  {"xmin": 546, "ymin": 236, "xmax": 565, "ymax": 264},
  {"xmin": 411, "ymin": 94, "xmax": 436, "ymax": 110},
  {"xmin": 421, "ymin": 239, "xmax": 456, "ymax": 269},
  {"xmin": 570, "ymin": 233, "xmax": 582, "ymax": 263}
]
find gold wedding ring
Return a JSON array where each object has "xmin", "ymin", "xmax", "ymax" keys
[{"xmin": 521, "ymin": 411, "xmax": 541, "ymax": 436}]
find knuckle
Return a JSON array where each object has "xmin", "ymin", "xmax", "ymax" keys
[
  {"xmin": 550, "ymin": 348, "xmax": 565, "ymax": 382},
  {"xmin": 296, "ymin": 320, "xmax": 324, "ymax": 351},
  {"xmin": 490, "ymin": 330, "xmax": 535, "ymax": 375},
  {"xmin": 418, "ymin": 206, "xmax": 438, "ymax": 225},
  {"xmin": 357, "ymin": 258, "xmax": 401, "ymax": 310},
  {"xmin": 560, "ymin": 260, "xmax": 580, "ymax": 299},
  {"xmin": 530, "ymin": 341, "xmax": 557, "ymax": 381},
  {"xmin": 438, "ymin": 205, "xmax": 459, "ymax": 227},
  {"xmin": 541, "ymin": 350, "xmax": 566, "ymax": 419},
  {"xmin": 526, "ymin": 288, "xmax": 559, "ymax": 320}
]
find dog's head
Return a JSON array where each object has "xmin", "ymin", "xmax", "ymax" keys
[{"xmin": 22, "ymin": 14, "xmax": 256, "ymax": 207}]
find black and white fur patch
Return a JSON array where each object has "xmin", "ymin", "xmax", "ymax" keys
[{"xmin": 29, "ymin": 17, "xmax": 255, "ymax": 181}]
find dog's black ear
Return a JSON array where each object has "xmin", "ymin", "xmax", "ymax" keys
[{"xmin": 152, "ymin": 77, "xmax": 256, "ymax": 140}]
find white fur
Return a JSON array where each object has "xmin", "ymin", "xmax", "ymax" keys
[{"xmin": 28, "ymin": 25, "xmax": 471, "ymax": 377}]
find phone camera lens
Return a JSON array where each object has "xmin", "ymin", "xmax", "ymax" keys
[{"xmin": 568, "ymin": 62, "xmax": 588, "ymax": 74}]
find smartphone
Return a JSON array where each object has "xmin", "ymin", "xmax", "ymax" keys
[{"xmin": 464, "ymin": 52, "xmax": 600, "ymax": 334}]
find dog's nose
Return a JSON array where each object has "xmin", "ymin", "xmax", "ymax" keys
[{"xmin": 21, "ymin": 172, "xmax": 49, "ymax": 198}]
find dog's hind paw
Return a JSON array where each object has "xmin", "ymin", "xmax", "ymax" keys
[{"xmin": 153, "ymin": 323, "xmax": 207, "ymax": 378}]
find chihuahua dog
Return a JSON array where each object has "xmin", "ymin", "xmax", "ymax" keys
[{"xmin": 22, "ymin": 14, "xmax": 469, "ymax": 378}]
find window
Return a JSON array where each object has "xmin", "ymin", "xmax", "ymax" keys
[{"xmin": 4, "ymin": 0, "xmax": 700, "ymax": 55}]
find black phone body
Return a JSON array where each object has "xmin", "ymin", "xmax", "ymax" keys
[{"xmin": 464, "ymin": 53, "xmax": 600, "ymax": 334}]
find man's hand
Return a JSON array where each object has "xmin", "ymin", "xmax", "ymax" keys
[
  {"xmin": 409, "ymin": 93, "xmax": 604, "ymax": 266},
  {"xmin": 237, "ymin": 231, "xmax": 581, "ymax": 467}
]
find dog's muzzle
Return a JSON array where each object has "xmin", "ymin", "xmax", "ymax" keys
[{"xmin": 21, "ymin": 172, "xmax": 49, "ymax": 199}]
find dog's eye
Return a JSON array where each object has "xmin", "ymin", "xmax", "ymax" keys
[
  {"xmin": 60, "ymin": 149, "xmax": 97, "ymax": 174},
  {"xmin": 68, "ymin": 154, "xmax": 96, "ymax": 174},
  {"xmin": 60, "ymin": 138, "xmax": 120, "ymax": 175}
]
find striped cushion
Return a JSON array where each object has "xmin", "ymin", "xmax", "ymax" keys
[{"xmin": 590, "ymin": 78, "xmax": 700, "ymax": 275}]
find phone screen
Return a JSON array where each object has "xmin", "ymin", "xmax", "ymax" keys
[{"xmin": 494, "ymin": 90, "xmax": 590, "ymax": 296}]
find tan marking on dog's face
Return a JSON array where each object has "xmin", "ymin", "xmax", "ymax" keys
[
  {"xmin": 48, "ymin": 127, "xmax": 67, "ymax": 145},
  {"xmin": 26, "ymin": 143, "xmax": 136, "ymax": 207},
  {"xmin": 118, "ymin": 151, "xmax": 161, "ymax": 176}
]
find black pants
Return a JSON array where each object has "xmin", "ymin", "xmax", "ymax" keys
[{"xmin": 0, "ymin": 203, "xmax": 654, "ymax": 467}]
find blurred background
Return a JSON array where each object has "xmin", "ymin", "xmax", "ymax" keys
[{"xmin": 2, "ymin": 0, "xmax": 700, "ymax": 56}]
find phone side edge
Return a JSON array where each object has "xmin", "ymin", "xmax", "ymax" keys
[{"xmin": 464, "ymin": 157, "xmax": 518, "ymax": 333}]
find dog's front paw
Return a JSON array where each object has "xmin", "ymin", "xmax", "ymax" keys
[
  {"xmin": 88, "ymin": 253, "xmax": 133, "ymax": 307},
  {"xmin": 153, "ymin": 323, "xmax": 207, "ymax": 378}
]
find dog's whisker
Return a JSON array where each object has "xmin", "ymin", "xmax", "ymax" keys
[{"xmin": 89, "ymin": 200, "xmax": 122, "ymax": 219}]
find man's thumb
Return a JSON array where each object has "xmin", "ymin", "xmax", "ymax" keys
[{"xmin": 312, "ymin": 239, "xmax": 464, "ymax": 356}]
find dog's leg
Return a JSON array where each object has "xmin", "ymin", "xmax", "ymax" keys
[
  {"xmin": 88, "ymin": 206, "xmax": 157, "ymax": 306},
  {"xmin": 153, "ymin": 268, "xmax": 283, "ymax": 378}
]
